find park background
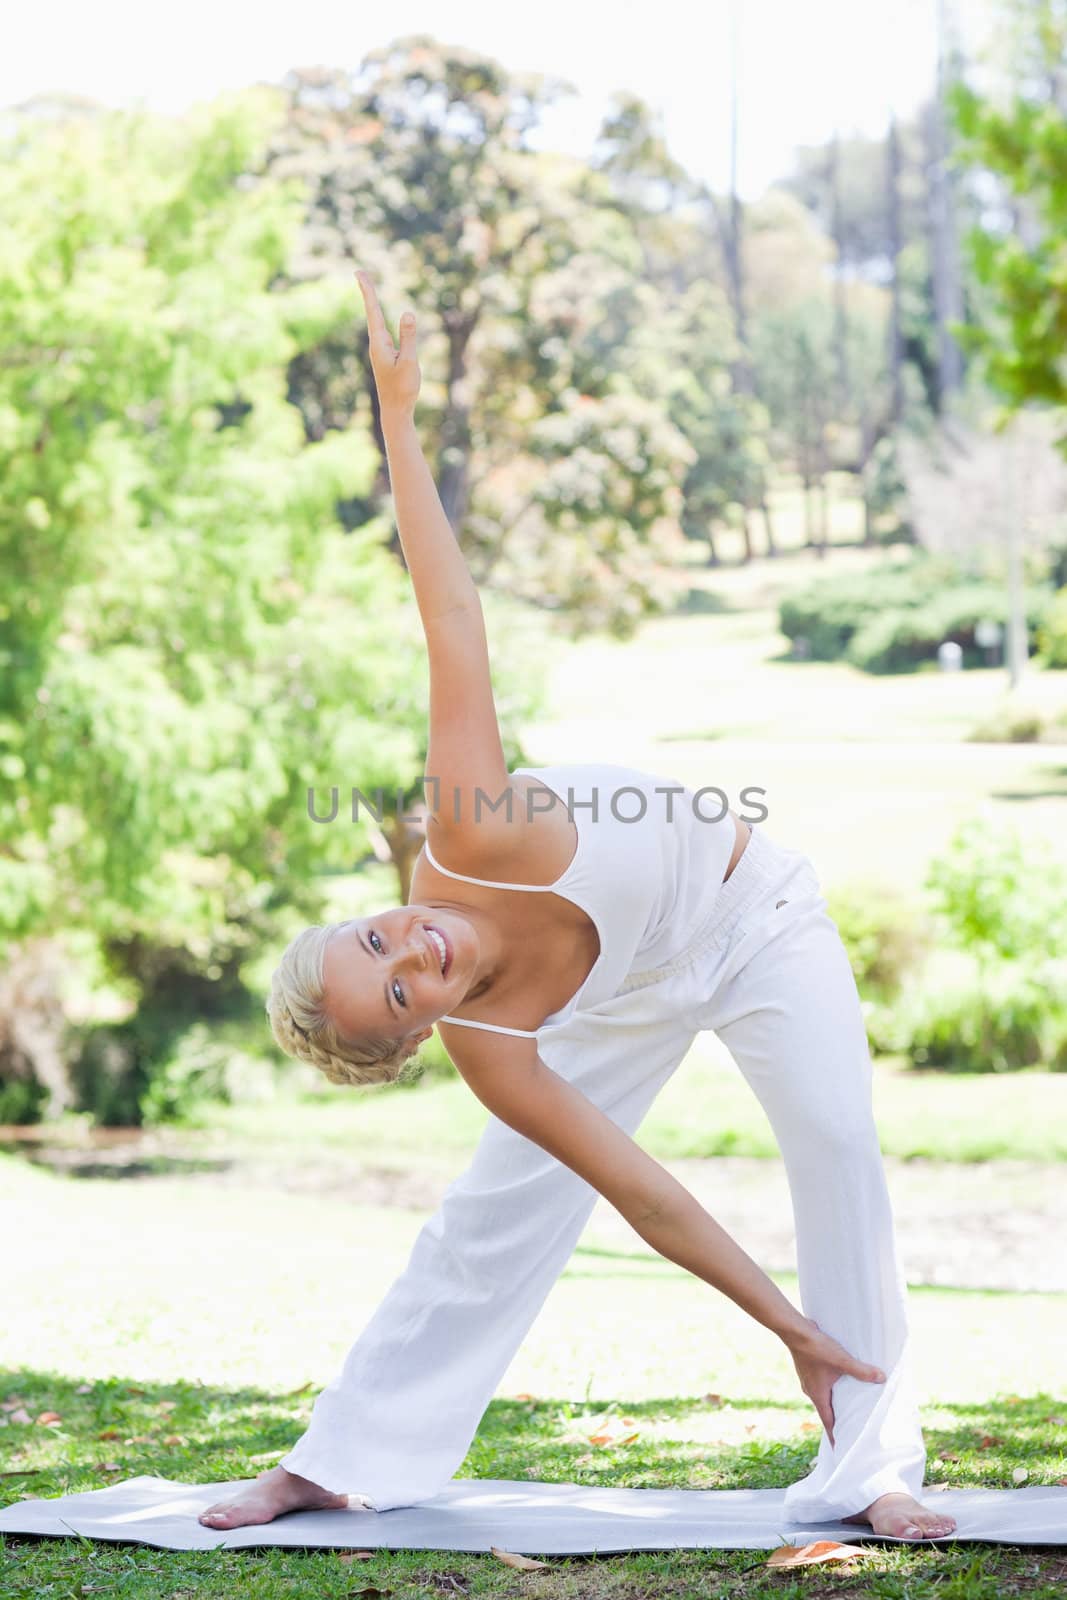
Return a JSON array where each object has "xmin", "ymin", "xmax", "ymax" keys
[{"xmin": 2, "ymin": 0, "xmax": 1066, "ymax": 1594}]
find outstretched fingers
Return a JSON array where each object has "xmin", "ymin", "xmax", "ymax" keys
[{"xmin": 355, "ymin": 270, "xmax": 395, "ymax": 354}]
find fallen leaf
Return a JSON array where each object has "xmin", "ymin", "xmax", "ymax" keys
[
  {"xmin": 702, "ymin": 1393, "xmax": 724, "ymax": 1407},
  {"xmin": 491, "ymin": 1547, "xmax": 547, "ymax": 1570},
  {"xmin": 127, "ymin": 1435, "xmax": 154, "ymax": 1445},
  {"xmin": 621, "ymin": 1417, "xmax": 635, "ymax": 1426},
  {"xmin": 767, "ymin": 1539, "xmax": 868, "ymax": 1568},
  {"xmin": 588, "ymin": 1433, "xmax": 613, "ymax": 1446},
  {"xmin": 35, "ymin": 1412, "xmax": 62, "ymax": 1426},
  {"xmin": 513, "ymin": 1393, "xmax": 535, "ymax": 1401},
  {"xmin": 337, "ymin": 1550, "xmax": 375, "ymax": 1562},
  {"xmin": 1055, "ymin": 1478, "xmax": 1067, "ymax": 1487},
  {"xmin": 95, "ymin": 1463, "xmax": 122, "ymax": 1473},
  {"xmin": 800, "ymin": 1421, "xmax": 820, "ymax": 1433},
  {"xmin": 97, "ymin": 1430, "xmax": 121, "ymax": 1441},
  {"xmin": 163, "ymin": 1435, "xmax": 184, "ymax": 1446},
  {"xmin": 1012, "ymin": 1467, "xmax": 1029, "ymax": 1484},
  {"xmin": 284, "ymin": 1381, "xmax": 314, "ymax": 1397},
  {"xmin": 978, "ymin": 1435, "xmax": 1001, "ymax": 1449},
  {"xmin": 125, "ymin": 1388, "xmax": 145, "ymax": 1398},
  {"xmin": 618, "ymin": 1433, "xmax": 640, "ymax": 1446},
  {"xmin": 8, "ymin": 1408, "xmax": 32, "ymax": 1426},
  {"xmin": 938, "ymin": 1450, "xmax": 960, "ymax": 1463}
]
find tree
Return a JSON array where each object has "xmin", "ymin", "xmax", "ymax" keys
[
  {"xmin": 0, "ymin": 91, "xmax": 436, "ymax": 1117},
  {"xmin": 951, "ymin": 1, "xmax": 1067, "ymax": 425}
]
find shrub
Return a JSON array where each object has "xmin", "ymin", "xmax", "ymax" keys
[
  {"xmin": 967, "ymin": 698, "xmax": 1045, "ymax": 743},
  {"xmin": 825, "ymin": 883, "xmax": 931, "ymax": 1000},
  {"xmin": 925, "ymin": 816, "xmax": 1067, "ymax": 963},
  {"xmin": 777, "ymin": 556, "xmax": 1052, "ymax": 674},
  {"xmin": 1035, "ymin": 586, "xmax": 1067, "ymax": 667},
  {"xmin": 870, "ymin": 959, "xmax": 1067, "ymax": 1072}
]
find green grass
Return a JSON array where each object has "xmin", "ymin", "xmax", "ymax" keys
[
  {"xmin": 181, "ymin": 1040, "xmax": 1067, "ymax": 1168},
  {"xmin": 1, "ymin": 1150, "xmax": 1066, "ymax": 1595}
]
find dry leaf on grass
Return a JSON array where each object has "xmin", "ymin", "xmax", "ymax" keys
[
  {"xmin": 491, "ymin": 1547, "xmax": 547, "ymax": 1570},
  {"xmin": 1012, "ymin": 1467, "xmax": 1029, "ymax": 1483},
  {"xmin": 767, "ymin": 1539, "xmax": 869, "ymax": 1568},
  {"xmin": 588, "ymin": 1433, "xmax": 612, "ymax": 1446},
  {"xmin": 35, "ymin": 1412, "xmax": 62, "ymax": 1425},
  {"xmin": 337, "ymin": 1550, "xmax": 375, "ymax": 1561},
  {"xmin": 97, "ymin": 1430, "xmax": 121, "ymax": 1440}
]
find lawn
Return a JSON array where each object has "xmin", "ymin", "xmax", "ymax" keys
[{"xmin": 2, "ymin": 1150, "xmax": 1065, "ymax": 1596}]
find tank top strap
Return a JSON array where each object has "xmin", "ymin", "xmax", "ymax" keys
[
  {"xmin": 421, "ymin": 834, "xmax": 555, "ymax": 892},
  {"xmin": 438, "ymin": 1013, "xmax": 539, "ymax": 1040}
]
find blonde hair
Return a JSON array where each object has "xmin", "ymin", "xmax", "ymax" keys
[{"xmin": 266, "ymin": 920, "xmax": 423, "ymax": 1089}]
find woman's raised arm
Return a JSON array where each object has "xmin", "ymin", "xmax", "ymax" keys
[{"xmin": 356, "ymin": 271, "xmax": 511, "ymax": 823}]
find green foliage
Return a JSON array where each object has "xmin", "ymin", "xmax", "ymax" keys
[
  {"xmin": 925, "ymin": 815, "xmax": 1067, "ymax": 964},
  {"xmin": 868, "ymin": 816, "xmax": 1067, "ymax": 1072},
  {"xmin": 778, "ymin": 555, "xmax": 1051, "ymax": 672},
  {"xmin": 869, "ymin": 959, "xmax": 1067, "ymax": 1073},
  {"xmin": 825, "ymin": 883, "xmax": 931, "ymax": 1000},
  {"xmin": 950, "ymin": 7, "xmax": 1067, "ymax": 424},
  {"xmin": 967, "ymin": 697, "xmax": 1046, "ymax": 742},
  {"xmin": 1035, "ymin": 585, "xmax": 1067, "ymax": 666},
  {"xmin": 0, "ymin": 93, "xmax": 437, "ymax": 1119}
]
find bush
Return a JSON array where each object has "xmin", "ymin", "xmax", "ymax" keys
[
  {"xmin": 967, "ymin": 698, "xmax": 1045, "ymax": 743},
  {"xmin": 847, "ymin": 582, "xmax": 1050, "ymax": 674},
  {"xmin": 1035, "ymin": 586, "xmax": 1067, "ymax": 667},
  {"xmin": 825, "ymin": 883, "xmax": 931, "ymax": 1000},
  {"xmin": 778, "ymin": 556, "xmax": 1052, "ymax": 674},
  {"xmin": 869, "ymin": 959, "xmax": 1067, "ymax": 1072},
  {"xmin": 925, "ymin": 816, "xmax": 1067, "ymax": 963}
]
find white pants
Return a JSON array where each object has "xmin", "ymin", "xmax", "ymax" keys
[{"xmin": 279, "ymin": 825, "xmax": 927, "ymax": 1520}]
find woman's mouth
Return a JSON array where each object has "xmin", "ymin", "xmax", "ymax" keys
[{"xmin": 424, "ymin": 924, "xmax": 451, "ymax": 978}]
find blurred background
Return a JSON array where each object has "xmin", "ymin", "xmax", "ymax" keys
[{"xmin": 1, "ymin": 0, "xmax": 1065, "ymax": 1548}]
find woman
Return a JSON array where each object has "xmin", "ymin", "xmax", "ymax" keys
[{"xmin": 199, "ymin": 273, "xmax": 955, "ymax": 1542}]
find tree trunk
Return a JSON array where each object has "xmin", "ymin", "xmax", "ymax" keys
[
  {"xmin": 927, "ymin": 0, "xmax": 966, "ymax": 406},
  {"xmin": 760, "ymin": 494, "xmax": 778, "ymax": 558},
  {"xmin": 705, "ymin": 526, "xmax": 720, "ymax": 567},
  {"xmin": 739, "ymin": 507, "xmax": 754, "ymax": 564},
  {"xmin": 829, "ymin": 131, "xmax": 850, "ymax": 417},
  {"xmin": 436, "ymin": 308, "xmax": 479, "ymax": 530},
  {"xmin": 887, "ymin": 114, "xmax": 905, "ymax": 425}
]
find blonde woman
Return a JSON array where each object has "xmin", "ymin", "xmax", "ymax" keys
[{"xmin": 199, "ymin": 273, "xmax": 955, "ymax": 1543}]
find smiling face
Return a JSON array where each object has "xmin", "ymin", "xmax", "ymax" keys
[{"xmin": 321, "ymin": 903, "xmax": 482, "ymax": 1046}]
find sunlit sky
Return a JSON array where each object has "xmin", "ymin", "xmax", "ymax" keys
[{"xmin": 8, "ymin": 0, "xmax": 995, "ymax": 198}]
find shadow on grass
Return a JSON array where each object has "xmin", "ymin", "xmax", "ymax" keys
[
  {"xmin": 4, "ymin": 1369, "xmax": 1060, "ymax": 1501},
  {"xmin": 4, "ymin": 1372, "xmax": 1066, "ymax": 1596},
  {"xmin": 675, "ymin": 587, "xmax": 733, "ymax": 617}
]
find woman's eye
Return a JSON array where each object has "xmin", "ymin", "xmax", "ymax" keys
[
  {"xmin": 369, "ymin": 930, "xmax": 383, "ymax": 952},
  {"xmin": 392, "ymin": 978, "xmax": 406, "ymax": 1008}
]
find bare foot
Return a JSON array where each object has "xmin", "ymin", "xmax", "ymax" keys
[
  {"xmin": 198, "ymin": 1464, "xmax": 350, "ymax": 1529},
  {"xmin": 842, "ymin": 1490, "xmax": 956, "ymax": 1540}
]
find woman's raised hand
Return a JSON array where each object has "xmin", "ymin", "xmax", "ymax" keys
[
  {"xmin": 788, "ymin": 1317, "xmax": 887, "ymax": 1447},
  {"xmin": 355, "ymin": 271, "xmax": 421, "ymax": 417}
]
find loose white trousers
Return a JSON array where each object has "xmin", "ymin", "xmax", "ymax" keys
[{"xmin": 280, "ymin": 826, "xmax": 926, "ymax": 1520}]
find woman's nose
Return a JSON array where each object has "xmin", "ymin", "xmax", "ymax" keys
[{"xmin": 397, "ymin": 934, "xmax": 429, "ymax": 970}]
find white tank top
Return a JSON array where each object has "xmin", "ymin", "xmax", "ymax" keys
[{"xmin": 419, "ymin": 761, "xmax": 737, "ymax": 1039}]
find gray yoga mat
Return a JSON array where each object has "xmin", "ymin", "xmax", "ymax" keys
[{"xmin": 2, "ymin": 1475, "xmax": 1065, "ymax": 1552}]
